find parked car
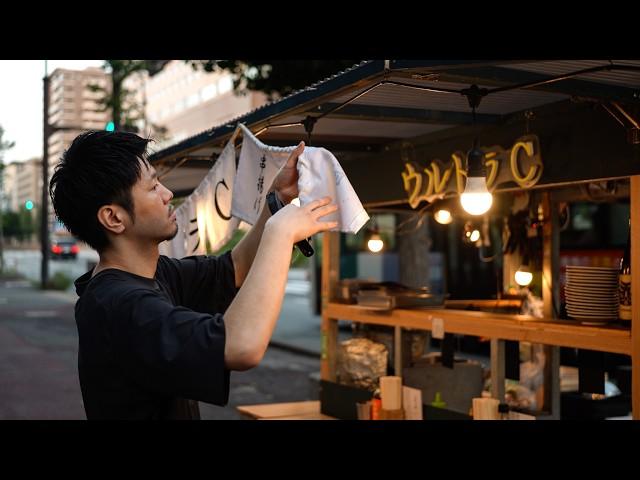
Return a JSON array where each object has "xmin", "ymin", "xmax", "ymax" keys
[{"xmin": 51, "ymin": 237, "xmax": 79, "ymax": 260}]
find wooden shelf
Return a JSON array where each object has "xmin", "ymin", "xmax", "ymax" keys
[
  {"xmin": 444, "ymin": 299, "xmax": 523, "ymax": 309},
  {"xmin": 326, "ymin": 303, "xmax": 632, "ymax": 355}
]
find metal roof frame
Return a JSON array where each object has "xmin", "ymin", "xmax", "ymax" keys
[{"xmin": 149, "ymin": 59, "xmax": 640, "ymax": 196}]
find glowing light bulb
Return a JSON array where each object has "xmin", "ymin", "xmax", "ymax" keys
[
  {"xmin": 460, "ymin": 177, "xmax": 493, "ymax": 215},
  {"xmin": 463, "ymin": 221, "xmax": 481, "ymax": 244},
  {"xmin": 367, "ymin": 233, "xmax": 384, "ymax": 253},
  {"xmin": 434, "ymin": 209, "xmax": 453, "ymax": 225},
  {"xmin": 515, "ymin": 266, "xmax": 533, "ymax": 286}
]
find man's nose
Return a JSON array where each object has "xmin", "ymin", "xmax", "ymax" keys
[{"xmin": 163, "ymin": 184, "xmax": 174, "ymax": 202}]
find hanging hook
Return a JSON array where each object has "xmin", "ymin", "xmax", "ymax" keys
[
  {"xmin": 302, "ymin": 115, "xmax": 318, "ymax": 145},
  {"xmin": 461, "ymin": 84, "xmax": 488, "ymax": 112},
  {"xmin": 524, "ymin": 110, "xmax": 535, "ymax": 134}
]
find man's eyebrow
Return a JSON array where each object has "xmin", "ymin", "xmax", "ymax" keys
[{"xmin": 149, "ymin": 170, "xmax": 158, "ymax": 181}]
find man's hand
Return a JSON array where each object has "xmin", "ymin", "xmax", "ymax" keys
[
  {"xmin": 266, "ymin": 196, "xmax": 338, "ymax": 244},
  {"xmin": 271, "ymin": 141, "xmax": 305, "ymax": 204}
]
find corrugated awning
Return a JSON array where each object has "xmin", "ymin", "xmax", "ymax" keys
[{"xmin": 148, "ymin": 59, "xmax": 640, "ymax": 197}]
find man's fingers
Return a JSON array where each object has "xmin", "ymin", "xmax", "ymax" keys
[
  {"xmin": 320, "ymin": 221, "xmax": 339, "ymax": 231},
  {"xmin": 306, "ymin": 196, "xmax": 332, "ymax": 211},
  {"xmin": 313, "ymin": 203, "xmax": 339, "ymax": 219},
  {"xmin": 286, "ymin": 141, "xmax": 305, "ymax": 167}
]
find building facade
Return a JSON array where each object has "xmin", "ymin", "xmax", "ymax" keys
[
  {"xmin": 39, "ymin": 61, "xmax": 268, "ymax": 240},
  {"xmin": 1, "ymin": 158, "xmax": 41, "ymax": 213},
  {"xmin": 143, "ymin": 60, "xmax": 268, "ymax": 150},
  {"xmin": 47, "ymin": 66, "xmax": 111, "ymax": 181}
]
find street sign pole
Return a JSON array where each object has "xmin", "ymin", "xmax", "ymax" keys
[{"xmin": 41, "ymin": 60, "xmax": 50, "ymax": 289}]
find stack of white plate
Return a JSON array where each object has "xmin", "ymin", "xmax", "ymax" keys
[{"xmin": 565, "ymin": 266, "xmax": 619, "ymax": 324}]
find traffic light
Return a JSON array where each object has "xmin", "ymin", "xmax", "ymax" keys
[
  {"xmin": 25, "ymin": 200, "xmax": 34, "ymax": 210},
  {"xmin": 105, "ymin": 121, "xmax": 115, "ymax": 132}
]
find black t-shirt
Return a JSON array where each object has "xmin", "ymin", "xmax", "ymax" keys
[{"xmin": 73, "ymin": 252, "xmax": 238, "ymax": 420}]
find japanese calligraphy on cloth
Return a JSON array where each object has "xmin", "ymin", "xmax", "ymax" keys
[
  {"xmin": 233, "ymin": 124, "xmax": 369, "ymax": 233},
  {"xmin": 231, "ymin": 124, "xmax": 296, "ymax": 225},
  {"xmin": 159, "ymin": 138, "xmax": 239, "ymax": 257}
]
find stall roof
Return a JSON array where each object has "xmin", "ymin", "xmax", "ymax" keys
[{"xmin": 149, "ymin": 60, "xmax": 640, "ymax": 197}]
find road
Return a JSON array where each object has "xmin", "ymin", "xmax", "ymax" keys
[
  {"xmin": 0, "ymin": 249, "xmax": 337, "ymax": 419},
  {"xmin": 3, "ymin": 248, "xmax": 99, "ymax": 290},
  {"xmin": 3, "ymin": 248, "xmax": 336, "ymax": 354}
]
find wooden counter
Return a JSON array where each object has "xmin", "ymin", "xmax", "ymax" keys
[
  {"xmin": 326, "ymin": 302, "xmax": 632, "ymax": 355},
  {"xmin": 237, "ymin": 401, "xmax": 336, "ymax": 420}
]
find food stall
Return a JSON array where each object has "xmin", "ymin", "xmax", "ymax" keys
[{"xmin": 150, "ymin": 60, "xmax": 640, "ymax": 419}]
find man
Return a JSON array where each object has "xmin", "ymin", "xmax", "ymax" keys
[{"xmin": 49, "ymin": 131, "xmax": 338, "ymax": 419}]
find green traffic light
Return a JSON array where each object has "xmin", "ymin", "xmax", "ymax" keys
[
  {"xmin": 25, "ymin": 200, "xmax": 34, "ymax": 210},
  {"xmin": 105, "ymin": 121, "xmax": 115, "ymax": 132}
]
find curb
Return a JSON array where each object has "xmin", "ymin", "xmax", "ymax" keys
[{"xmin": 268, "ymin": 340, "xmax": 320, "ymax": 358}]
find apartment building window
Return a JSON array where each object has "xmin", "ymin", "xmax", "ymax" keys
[
  {"xmin": 85, "ymin": 78, "xmax": 106, "ymax": 87},
  {"xmin": 200, "ymin": 84, "xmax": 217, "ymax": 101},
  {"xmin": 173, "ymin": 131, "xmax": 188, "ymax": 143},
  {"xmin": 218, "ymin": 76, "xmax": 233, "ymax": 95},
  {"xmin": 186, "ymin": 92, "xmax": 200, "ymax": 108},
  {"xmin": 174, "ymin": 99, "xmax": 186, "ymax": 114}
]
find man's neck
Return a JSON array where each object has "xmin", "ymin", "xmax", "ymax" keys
[{"xmin": 94, "ymin": 240, "xmax": 159, "ymax": 279}]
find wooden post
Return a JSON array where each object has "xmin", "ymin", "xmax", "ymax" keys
[
  {"xmin": 631, "ymin": 176, "xmax": 640, "ymax": 419},
  {"xmin": 394, "ymin": 326, "xmax": 402, "ymax": 376},
  {"xmin": 320, "ymin": 231, "xmax": 340, "ymax": 382},
  {"xmin": 491, "ymin": 338, "xmax": 505, "ymax": 401},
  {"xmin": 541, "ymin": 191, "xmax": 561, "ymax": 418}
]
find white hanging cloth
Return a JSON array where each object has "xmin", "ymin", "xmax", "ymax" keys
[
  {"xmin": 297, "ymin": 146, "xmax": 369, "ymax": 234},
  {"xmin": 231, "ymin": 123, "xmax": 296, "ymax": 225},
  {"xmin": 160, "ymin": 122, "xmax": 370, "ymax": 258},
  {"xmin": 232, "ymin": 124, "xmax": 368, "ymax": 233},
  {"xmin": 159, "ymin": 133, "xmax": 239, "ymax": 257}
]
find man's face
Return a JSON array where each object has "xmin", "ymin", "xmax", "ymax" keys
[{"xmin": 129, "ymin": 160, "xmax": 178, "ymax": 243}]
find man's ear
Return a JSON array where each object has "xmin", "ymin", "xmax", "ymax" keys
[{"xmin": 97, "ymin": 205, "xmax": 127, "ymax": 235}]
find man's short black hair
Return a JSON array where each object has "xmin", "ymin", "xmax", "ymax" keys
[{"xmin": 49, "ymin": 130, "xmax": 152, "ymax": 252}]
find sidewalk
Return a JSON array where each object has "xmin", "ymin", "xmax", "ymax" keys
[
  {"xmin": 0, "ymin": 280, "xmax": 84, "ymax": 419},
  {"xmin": 0, "ymin": 274, "xmax": 328, "ymax": 419}
]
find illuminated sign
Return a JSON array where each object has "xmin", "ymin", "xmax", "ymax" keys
[{"xmin": 401, "ymin": 135, "xmax": 543, "ymax": 209}]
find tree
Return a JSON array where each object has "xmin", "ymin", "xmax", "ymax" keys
[
  {"xmin": 0, "ymin": 124, "xmax": 15, "ymax": 271},
  {"xmin": 187, "ymin": 60, "xmax": 361, "ymax": 99},
  {"xmin": 89, "ymin": 60, "xmax": 360, "ymax": 137},
  {"xmin": 2, "ymin": 211, "xmax": 21, "ymax": 238},
  {"xmin": 89, "ymin": 60, "xmax": 170, "ymax": 133},
  {"xmin": 0, "ymin": 125, "xmax": 13, "ymax": 157}
]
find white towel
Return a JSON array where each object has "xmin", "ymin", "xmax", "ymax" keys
[
  {"xmin": 297, "ymin": 146, "xmax": 369, "ymax": 233},
  {"xmin": 159, "ymin": 137, "xmax": 239, "ymax": 257},
  {"xmin": 231, "ymin": 124, "xmax": 296, "ymax": 225}
]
